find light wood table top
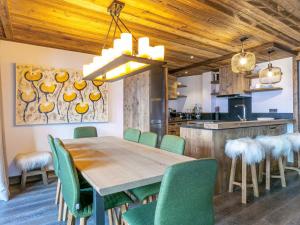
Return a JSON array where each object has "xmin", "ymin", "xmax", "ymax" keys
[{"xmin": 63, "ymin": 136, "xmax": 194, "ymax": 196}]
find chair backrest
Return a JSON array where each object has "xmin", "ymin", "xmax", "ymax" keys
[
  {"xmin": 74, "ymin": 126, "xmax": 98, "ymax": 139},
  {"xmin": 139, "ymin": 132, "xmax": 158, "ymax": 147},
  {"xmin": 54, "ymin": 138, "xmax": 80, "ymax": 214},
  {"xmin": 124, "ymin": 128, "xmax": 141, "ymax": 142},
  {"xmin": 160, "ymin": 135, "xmax": 185, "ymax": 155},
  {"xmin": 48, "ymin": 135, "xmax": 59, "ymax": 176},
  {"xmin": 155, "ymin": 159, "xmax": 218, "ymax": 225}
]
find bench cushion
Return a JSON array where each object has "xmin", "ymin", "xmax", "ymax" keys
[{"xmin": 15, "ymin": 152, "xmax": 52, "ymax": 171}]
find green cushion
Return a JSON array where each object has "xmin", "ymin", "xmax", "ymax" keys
[
  {"xmin": 130, "ymin": 182, "xmax": 161, "ymax": 201},
  {"xmin": 105, "ymin": 192, "xmax": 133, "ymax": 210},
  {"xmin": 74, "ymin": 126, "xmax": 98, "ymax": 139},
  {"xmin": 123, "ymin": 201, "xmax": 157, "ymax": 225},
  {"xmin": 160, "ymin": 135, "xmax": 185, "ymax": 155},
  {"xmin": 124, "ymin": 128, "xmax": 141, "ymax": 142},
  {"xmin": 139, "ymin": 132, "xmax": 158, "ymax": 147}
]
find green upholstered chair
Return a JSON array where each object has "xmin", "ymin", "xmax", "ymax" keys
[
  {"xmin": 160, "ymin": 135, "xmax": 185, "ymax": 155},
  {"xmin": 124, "ymin": 128, "xmax": 141, "ymax": 143},
  {"xmin": 48, "ymin": 135, "xmax": 61, "ymax": 205},
  {"xmin": 139, "ymin": 132, "xmax": 158, "ymax": 148},
  {"xmin": 129, "ymin": 135, "xmax": 186, "ymax": 202},
  {"xmin": 54, "ymin": 139, "xmax": 133, "ymax": 225},
  {"xmin": 123, "ymin": 159, "xmax": 218, "ymax": 225},
  {"xmin": 74, "ymin": 126, "xmax": 98, "ymax": 139}
]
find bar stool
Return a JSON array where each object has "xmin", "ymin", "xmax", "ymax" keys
[
  {"xmin": 225, "ymin": 138, "xmax": 264, "ymax": 204},
  {"xmin": 256, "ymin": 135, "xmax": 292, "ymax": 191},
  {"xmin": 283, "ymin": 133, "xmax": 300, "ymax": 174}
]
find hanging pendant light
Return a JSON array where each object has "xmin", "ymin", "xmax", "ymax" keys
[
  {"xmin": 82, "ymin": 0, "xmax": 166, "ymax": 82},
  {"xmin": 259, "ymin": 49, "xmax": 282, "ymax": 84},
  {"xmin": 231, "ymin": 37, "xmax": 256, "ymax": 74}
]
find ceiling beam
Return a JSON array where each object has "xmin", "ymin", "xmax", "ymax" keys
[
  {"xmin": 170, "ymin": 42, "xmax": 298, "ymax": 75},
  {"xmin": 0, "ymin": 0, "xmax": 13, "ymax": 39}
]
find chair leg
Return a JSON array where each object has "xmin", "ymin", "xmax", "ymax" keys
[
  {"xmin": 58, "ymin": 191, "xmax": 64, "ymax": 221},
  {"xmin": 142, "ymin": 199, "xmax": 148, "ymax": 204},
  {"xmin": 278, "ymin": 156, "xmax": 287, "ymax": 188},
  {"xmin": 108, "ymin": 209, "xmax": 114, "ymax": 225},
  {"xmin": 21, "ymin": 170, "xmax": 27, "ymax": 189},
  {"xmin": 241, "ymin": 154, "xmax": 247, "ymax": 204},
  {"xmin": 251, "ymin": 164, "xmax": 259, "ymax": 198},
  {"xmin": 41, "ymin": 167, "xmax": 48, "ymax": 185},
  {"xmin": 80, "ymin": 217, "xmax": 88, "ymax": 225},
  {"xmin": 55, "ymin": 179, "xmax": 61, "ymax": 205},
  {"xmin": 298, "ymin": 151, "xmax": 300, "ymax": 168},
  {"xmin": 120, "ymin": 205, "xmax": 127, "ymax": 225},
  {"xmin": 265, "ymin": 154, "xmax": 271, "ymax": 191},
  {"xmin": 228, "ymin": 157, "xmax": 237, "ymax": 192},
  {"xmin": 67, "ymin": 211, "xmax": 75, "ymax": 225},
  {"xmin": 63, "ymin": 202, "xmax": 68, "ymax": 221}
]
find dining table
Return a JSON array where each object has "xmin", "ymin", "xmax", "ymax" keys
[{"xmin": 63, "ymin": 136, "xmax": 194, "ymax": 225}]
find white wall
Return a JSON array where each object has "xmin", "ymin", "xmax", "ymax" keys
[
  {"xmin": 0, "ymin": 41, "xmax": 124, "ymax": 176},
  {"xmin": 168, "ymin": 57, "xmax": 293, "ymax": 114},
  {"xmin": 250, "ymin": 57, "xmax": 293, "ymax": 113}
]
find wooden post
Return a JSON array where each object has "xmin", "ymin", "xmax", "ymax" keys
[
  {"xmin": 241, "ymin": 154, "xmax": 247, "ymax": 204},
  {"xmin": 293, "ymin": 57, "xmax": 299, "ymax": 132},
  {"xmin": 228, "ymin": 157, "xmax": 236, "ymax": 192}
]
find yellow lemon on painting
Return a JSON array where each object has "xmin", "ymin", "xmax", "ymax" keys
[
  {"xmin": 55, "ymin": 72, "xmax": 69, "ymax": 83},
  {"xmin": 89, "ymin": 92, "xmax": 101, "ymax": 102},
  {"xmin": 75, "ymin": 102, "xmax": 89, "ymax": 114},
  {"xmin": 21, "ymin": 90, "xmax": 36, "ymax": 102},
  {"xmin": 63, "ymin": 92, "xmax": 77, "ymax": 102},
  {"xmin": 39, "ymin": 102, "xmax": 55, "ymax": 113},
  {"xmin": 92, "ymin": 80, "xmax": 104, "ymax": 87},
  {"xmin": 40, "ymin": 82, "xmax": 56, "ymax": 94},
  {"xmin": 74, "ymin": 80, "xmax": 87, "ymax": 91},
  {"xmin": 25, "ymin": 71, "xmax": 43, "ymax": 81}
]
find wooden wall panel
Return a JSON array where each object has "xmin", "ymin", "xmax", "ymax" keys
[{"xmin": 123, "ymin": 71, "xmax": 150, "ymax": 132}]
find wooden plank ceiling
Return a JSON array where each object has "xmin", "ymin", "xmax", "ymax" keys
[{"xmin": 0, "ymin": 0, "xmax": 299, "ymax": 76}]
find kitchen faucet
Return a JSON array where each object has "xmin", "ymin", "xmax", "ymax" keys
[{"xmin": 235, "ymin": 104, "xmax": 247, "ymax": 121}]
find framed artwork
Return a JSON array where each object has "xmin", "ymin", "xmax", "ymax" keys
[{"xmin": 15, "ymin": 64, "xmax": 108, "ymax": 125}]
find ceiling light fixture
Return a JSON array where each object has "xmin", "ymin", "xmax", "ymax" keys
[
  {"xmin": 82, "ymin": 0, "xmax": 166, "ymax": 82},
  {"xmin": 259, "ymin": 49, "xmax": 282, "ymax": 84},
  {"xmin": 231, "ymin": 37, "xmax": 256, "ymax": 74}
]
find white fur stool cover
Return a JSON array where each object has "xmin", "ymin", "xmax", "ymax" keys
[
  {"xmin": 225, "ymin": 137, "xmax": 264, "ymax": 165},
  {"xmin": 15, "ymin": 151, "xmax": 52, "ymax": 171},
  {"xmin": 256, "ymin": 135, "xmax": 292, "ymax": 158},
  {"xmin": 284, "ymin": 133, "xmax": 300, "ymax": 152}
]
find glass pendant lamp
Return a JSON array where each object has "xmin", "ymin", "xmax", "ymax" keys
[
  {"xmin": 259, "ymin": 49, "xmax": 282, "ymax": 84},
  {"xmin": 231, "ymin": 37, "xmax": 256, "ymax": 74}
]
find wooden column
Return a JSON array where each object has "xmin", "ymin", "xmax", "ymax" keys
[{"xmin": 293, "ymin": 56, "xmax": 300, "ymax": 131}]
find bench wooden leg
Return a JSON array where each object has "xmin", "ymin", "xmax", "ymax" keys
[
  {"xmin": 21, "ymin": 170, "xmax": 27, "ymax": 189},
  {"xmin": 55, "ymin": 179, "xmax": 61, "ymax": 205},
  {"xmin": 41, "ymin": 167, "xmax": 48, "ymax": 185},
  {"xmin": 251, "ymin": 164, "xmax": 259, "ymax": 198},
  {"xmin": 278, "ymin": 156, "xmax": 286, "ymax": 188},
  {"xmin": 228, "ymin": 157, "xmax": 237, "ymax": 193},
  {"xmin": 241, "ymin": 154, "xmax": 247, "ymax": 204}
]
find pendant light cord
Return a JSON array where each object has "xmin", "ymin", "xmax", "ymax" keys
[{"xmin": 102, "ymin": 16, "xmax": 114, "ymax": 50}]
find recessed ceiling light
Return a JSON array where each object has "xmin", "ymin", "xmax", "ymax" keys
[{"xmin": 190, "ymin": 55, "xmax": 194, "ymax": 59}]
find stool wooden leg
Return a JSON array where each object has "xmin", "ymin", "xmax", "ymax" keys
[
  {"xmin": 80, "ymin": 217, "xmax": 87, "ymax": 225},
  {"xmin": 258, "ymin": 160, "xmax": 264, "ymax": 183},
  {"xmin": 67, "ymin": 211, "xmax": 75, "ymax": 225},
  {"xmin": 55, "ymin": 179, "xmax": 61, "ymax": 205},
  {"xmin": 63, "ymin": 202, "xmax": 68, "ymax": 221},
  {"xmin": 58, "ymin": 191, "xmax": 64, "ymax": 221},
  {"xmin": 266, "ymin": 154, "xmax": 271, "ymax": 191},
  {"xmin": 251, "ymin": 164, "xmax": 259, "ymax": 198},
  {"xmin": 278, "ymin": 156, "xmax": 286, "ymax": 188},
  {"xmin": 41, "ymin": 167, "xmax": 48, "ymax": 185},
  {"xmin": 241, "ymin": 154, "xmax": 247, "ymax": 204},
  {"xmin": 297, "ymin": 151, "xmax": 300, "ymax": 168},
  {"xmin": 229, "ymin": 157, "xmax": 237, "ymax": 193},
  {"xmin": 21, "ymin": 170, "xmax": 27, "ymax": 189}
]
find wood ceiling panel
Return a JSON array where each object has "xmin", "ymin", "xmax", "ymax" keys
[{"xmin": 3, "ymin": 0, "xmax": 300, "ymax": 73}]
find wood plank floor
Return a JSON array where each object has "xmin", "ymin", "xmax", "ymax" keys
[{"xmin": 1, "ymin": 172, "xmax": 300, "ymax": 225}]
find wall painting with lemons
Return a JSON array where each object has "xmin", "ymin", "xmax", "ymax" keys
[{"xmin": 15, "ymin": 64, "xmax": 108, "ymax": 125}]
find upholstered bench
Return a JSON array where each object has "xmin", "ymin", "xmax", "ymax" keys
[{"xmin": 15, "ymin": 151, "xmax": 52, "ymax": 189}]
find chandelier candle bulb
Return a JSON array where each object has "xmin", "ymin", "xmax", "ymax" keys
[
  {"xmin": 113, "ymin": 39, "xmax": 123, "ymax": 56},
  {"xmin": 152, "ymin": 45, "xmax": 165, "ymax": 61},
  {"xmin": 138, "ymin": 37, "xmax": 150, "ymax": 58},
  {"xmin": 121, "ymin": 33, "xmax": 133, "ymax": 55}
]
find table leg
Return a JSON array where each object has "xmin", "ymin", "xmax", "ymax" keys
[{"xmin": 93, "ymin": 189, "xmax": 105, "ymax": 225}]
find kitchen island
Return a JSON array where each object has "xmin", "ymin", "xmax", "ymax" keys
[{"xmin": 180, "ymin": 119, "xmax": 293, "ymax": 194}]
